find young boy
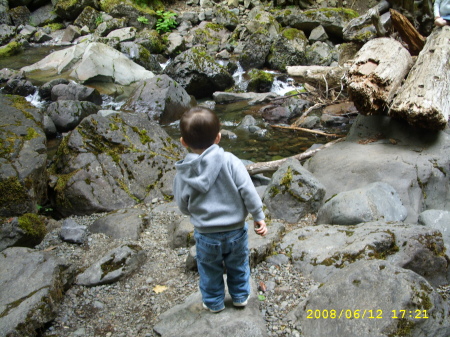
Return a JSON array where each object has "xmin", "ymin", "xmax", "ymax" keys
[
  {"xmin": 173, "ymin": 106, "xmax": 267, "ymax": 313},
  {"xmin": 434, "ymin": 0, "xmax": 450, "ymax": 26}
]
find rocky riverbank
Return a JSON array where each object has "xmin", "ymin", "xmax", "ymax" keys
[{"xmin": 2, "ymin": 1, "xmax": 450, "ymax": 336}]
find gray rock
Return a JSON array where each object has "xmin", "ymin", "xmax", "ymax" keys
[
  {"xmin": 61, "ymin": 25, "xmax": 81, "ymax": 43},
  {"xmin": 0, "ymin": 0, "xmax": 11, "ymax": 25},
  {"xmin": 263, "ymin": 159, "xmax": 326, "ymax": 223},
  {"xmin": 306, "ymin": 41, "xmax": 336, "ymax": 66},
  {"xmin": 50, "ymin": 81, "xmax": 100, "ymax": 105},
  {"xmin": 291, "ymin": 260, "xmax": 450, "ymax": 337},
  {"xmin": 0, "ymin": 24, "xmax": 15, "ymax": 44},
  {"xmin": 169, "ymin": 217, "xmax": 195, "ymax": 249},
  {"xmin": 122, "ymin": 74, "xmax": 194, "ymax": 124},
  {"xmin": 47, "ymin": 100, "xmax": 100, "ymax": 132},
  {"xmin": 106, "ymin": 27, "xmax": 136, "ymax": 42},
  {"xmin": 418, "ymin": 209, "xmax": 450, "ymax": 253},
  {"xmin": 50, "ymin": 112, "xmax": 186, "ymax": 217},
  {"xmin": 281, "ymin": 221, "xmax": 449, "ymax": 286},
  {"xmin": 237, "ymin": 115, "xmax": 257, "ymax": 131},
  {"xmin": 90, "ymin": 208, "xmax": 148, "ymax": 240},
  {"xmin": 60, "ymin": 218, "xmax": 87, "ymax": 244},
  {"xmin": 21, "ymin": 42, "xmax": 154, "ymax": 87},
  {"xmin": 153, "ymin": 278, "xmax": 267, "ymax": 337},
  {"xmin": 267, "ymin": 28, "xmax": 308, "ymax": 72},
  {"xmin": 304, "ymin": 115, "xmax": 450, "ymax": 222},
  {"xmin": 76, "ymin": 244, "xmax": 146, "ymax": 286},
  {"xmin": 0, "ymin": 247, "xmax": 73, "ymax": 336},
  {"xmin": 309, "ymin": 25, "xmax": 329, "ymax": 42},
  {"xmin": 164, "ymin": 46, "xmax": 234, "ymax": 99},
  {"xmin": 0, "ymin": 94, "xmax": 47, "ymax": 217},
  {"xmin": 317, "ymin": 182, "xmax": 407, "ymax": 225}
]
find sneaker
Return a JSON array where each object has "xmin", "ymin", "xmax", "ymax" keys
[
  {"xmin": 232, "ymin": 295, "xmax": 249, "ymax": 307},
  {"xmin": 203, "ymin": 303, "xmax": 225, "ymax": 313}
]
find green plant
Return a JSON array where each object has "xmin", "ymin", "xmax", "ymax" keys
[
  {"xmin": 137, "ymin": 16, "xmax": 149, "ymax": 24},
  {"xmin": 95, "ymin": 15, "xmax": 104, "ymax": 26},
  {"xmin": 156, "ymin": 10, "xmax": 178, "ymax": 34}
]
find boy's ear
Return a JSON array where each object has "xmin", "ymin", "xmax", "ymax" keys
[
  {"xmin": 214, "ymin": 133, "xmax": 221, "ymax": 144},
  {"xmin": 180, "ymin": 137, "xmax": 189, "ymax": 148}
]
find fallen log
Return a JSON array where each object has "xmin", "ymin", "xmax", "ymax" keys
[
  {"xmin": 286, "ymin": 65, "xmax": 346, "ymax": 89},
  {"xmin": 390, "ymin": 8, "xmax": 426, "ymax": 56},
  {"xmin": 389, "ymin": 26, "xmax": 450, "ymax": 130},
  {"xmin": 271, "ymin": 124, "xmax": 342, "ymax": 138},
  {"xmin": 346, "ymin": 37, "xmax": 413, "ymax": 115},
  {"xmin": 246, "ymin": 137, "xmax": 345, "ymax": 175}
]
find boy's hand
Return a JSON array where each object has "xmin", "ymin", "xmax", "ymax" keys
[{"xmin": 254, "ymin": 220, "xmax": 267, "ymax": 236}]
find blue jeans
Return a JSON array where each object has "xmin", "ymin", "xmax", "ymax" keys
[{"xmin": 194, "ymin": 223, "xmax": 250, "ymax": 311}]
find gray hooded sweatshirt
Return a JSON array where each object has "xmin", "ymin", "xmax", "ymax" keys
[{"xmin": 173, "ymin": 144, "xmax": 265, "ymax": 233}]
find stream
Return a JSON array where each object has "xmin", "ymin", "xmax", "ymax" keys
[{"xmin": 1, "ymin": 45, "xmax": 352, "ymax": 163}]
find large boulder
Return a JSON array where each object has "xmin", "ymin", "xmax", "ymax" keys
[
  {"xmin": 266, "ymin": 28, "xmax": 308, "ymax": 71},
  {"xmin": 281, "ymin": 221, "xmax": 449, "ymax": 287},
  {"xmin": 317, "ymin": 182, "xmax": 408, "ymax": 225},
  {"xmin": 291, "ymin": 260, "xmax": 450, "ymax": 337},
  {"xmin": 122, "ymin": 74, "xmax": 194, "ymax": 124},
  {"xmin": 21, "ymin": 42, "xmax": 154, "ymax": 87},
  {"xmin": 0, "ymin": 247, "xmax": 74, "ymax": 337},
  {"xmin": 238, "ymin": 31, "xmax": 273, "ymax": 71},
  {"xmin": 263, "ymin": 158, "xmax": 326, "ymax": 223},
  {"xmin": 47, "ymin": 100, "xmax": 100, "ymax": 133},
  {"xmin": 0, "ymin": 94, "xmax": 47, "ymax": 217},
  {"xmin": 164, "ymin": 46, "xmax": 234, "ymax": 99},
  {"xmin": 184, "ymin": 21, "xmax": 231, "ymax": 52},
  {"xmin": 50, "ymin": 112, "xmax": 187, "ymax": 217},
  {"xmin": 277, "ymin": 7, "xmax": 359, "ymax": 39},
  {"xmin": 90, "ymin": 208, "xmax": 148, "ymax": 240},
  {"xmin": 304, "ymin": 115, "xmax": 450, "ymax": 222},
  {"xmin": 53, "ymin": 0, "xmax": 99, "ymax": 20}
]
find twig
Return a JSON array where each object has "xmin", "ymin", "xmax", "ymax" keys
[{"xmin": 292, "ymin": 102, "xmax": 325, "ymax": 127}]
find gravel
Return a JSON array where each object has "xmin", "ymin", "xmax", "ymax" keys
[{"xmin": 37, "ymin": 202, "xmax": 319, "ymax": 337}]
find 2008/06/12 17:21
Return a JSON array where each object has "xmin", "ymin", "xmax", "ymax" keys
[{"xmin": 392, "ymin": 310, "xmax": 429, "ymax": 319}]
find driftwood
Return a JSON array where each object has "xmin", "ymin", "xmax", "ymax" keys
[
  {"xmin": 390, "ymin": 9, "xmax": 426, "ymax": 56},
  {"xmin": 246, "ymin": 138, "xmax": 345, "ymax": 175},
  {"xmin": 389, "ymin": 26, "xmax": 450, "ymax": 130},
  {"xmin": 271, "ymin": 124, "xmax": 342, "ymax": 138},
  {"xmin": 346, "ymin": 37, "xmax": 413, "ymax": 115},
  {"xmin": 286, "ymin": 65, "xmax": 346, "ymax": 89}
]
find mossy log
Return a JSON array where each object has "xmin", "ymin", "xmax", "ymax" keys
[
  {"xmin": 389, "ymin": 26, "xmax": 450, "ymax": 130},
  {"xmin": 346, "ymin": 37, "xmax": 413, "ymax": 115}
]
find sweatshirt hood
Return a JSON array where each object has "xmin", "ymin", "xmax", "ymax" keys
[{"xmin": 175, "ymin": 144, "xmax": 224, "ymax": 193}]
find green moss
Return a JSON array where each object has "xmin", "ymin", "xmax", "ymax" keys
[
  {"xmin": 44, "ymin": 23, "xmax": 65, "ymax": 31},
  {"xmin": 0, "ymin": 177, "xmax": 29, "ymax": 211},
  {"xmin": 388, "ymin": 318, "xmax": 415, "ymax": 337},
  {"xmin": 18, "ymin": 213, "xmax": 46, "ymax": 238},
  {"xmin": 282, "ymin": 28, "xmax": 306, "ymax": 41},
  {"xmin": 24, "ymin": 127, "xmax": 40, "ymax": 141},
  {"xmin": 0, "ymin": 41, "xmax": 23, "ymax": 58},
  {"xmin": 304, "ymin": 8, "xmax": 359, "ymax": 20},
  {"xmin": 280, "ymin": 167, "xmax": 293, "ymax": 188}
]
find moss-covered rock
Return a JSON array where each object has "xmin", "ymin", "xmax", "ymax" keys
[
  {"xmin": 0, "ymin": 41, "xmax": 22, "ymax": 58},
  {"xmin": 247, "ymin": 69, "xmax": 274, "ymax": 93}
]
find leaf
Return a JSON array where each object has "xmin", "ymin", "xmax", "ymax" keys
[
  {"xmin": 258, "ymin": 294, "xmax": 266, "ymax": 301},
  {"xmin": 258, "ymin": 281, "xmax": 267, "ymax": 292},
  {"xmin": 153, "ymin": 285, "xmax": 168, "ymax": 294}
]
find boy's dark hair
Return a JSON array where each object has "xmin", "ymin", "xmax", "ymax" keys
[{"xmin": 180, "ymin": 107, "xmax": 220, "ymax": 149}]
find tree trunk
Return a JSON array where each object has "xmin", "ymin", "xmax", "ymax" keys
[
  {"xmin": 389, "ymin": 26, "xmax": 450, "ymax": 130},
  {"xmin": 390, "ymin": 8, "xmax": 426, "ymax": 55},
  {"xmin": 346, "ymin": 37, "xmax": 413, "ymax": 115},
  {"xmin": 286, "ymin": 65, "xmax": 346, "ymax": 89}
]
